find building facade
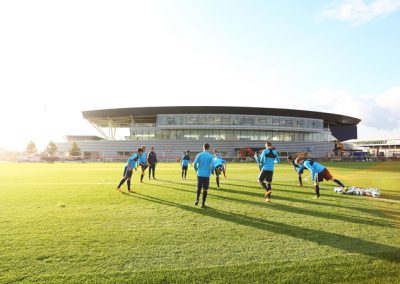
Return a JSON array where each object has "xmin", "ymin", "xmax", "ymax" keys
[{"xmin": 56, "ymin": 106, "xmax": 360, "ymax": 161}]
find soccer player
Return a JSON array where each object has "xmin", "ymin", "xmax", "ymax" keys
[
  {"xmin": 139, "ymin": 146, "xmax": 148, "ymax": 183},
  {"xmin": 193, "ymin": 143, "xmax": 214, "ymax": 208},
  {"xmin": 259, "ymin": 142, "xmax": 280, "ymax": 202},
  {"xmin": 147, "ymin": 147, "xmax": 158, "ymax": 180},
  {"xmin": 116, "ymin": 148, "xmax": 143, "ymax": 192},
  {"xmin": 287, "ymin": 156, "xmax": 306, "ymax": 186},
  {"xmin": 212, "ymin": 156, "xmax": 225, "ymax": 190},
  {"xmin": 213, "ymin": 150, "xmax": 227, "ymax": 178},
  {"xmin": 295, "ymin": 158, "xmax": 346, "ymax": 199},
  {"xmin": 254, "ymin": 150, "xmax": 262, "ymax": 170},
  {"xmin": 180, "ymin": 151, "xmax": 191, "ymax": 179}
]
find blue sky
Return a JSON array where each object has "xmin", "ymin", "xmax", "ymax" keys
[{"xmin": 0, "ymin": 0, "xmax": 399, "ymax": 150}]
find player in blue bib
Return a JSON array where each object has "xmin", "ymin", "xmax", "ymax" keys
[
  {"xmin": 116, "ymin": 148, "xmax": 143, "ymax": 192},
  {"xmin": 258, "ymin": 142, "xmax": 280, "ymax": 202},
  {"xmin": 212, "ymin": 157, "xmax": 226, "ymax": 190},
  {"xmin": 180, "ymin": 151, "xmax": 192, "ymax": 179},
  {"xmin": 193, "ymin": 143, "xmax": 214, "ymax": 208}
]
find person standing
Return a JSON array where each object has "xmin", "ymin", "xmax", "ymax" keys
[
  {"xmin": 139, "ymin": 146, "xmax": 148, "ymax": 183},
  {"xmin": 147, "ymin": 147, "xmax": 158, "ymax": 180},
  {"xmin": 193, "ymin": 143, "xmax": 214, "ymax": 208},
  {"xmin": 180, "ymin": 151, "xmax": 191, "ymax": 179},
  {"xmin": 116, "ymin": 148, "xmax": 143, "ymax": 192},
  {"xmin": 259, "ymin": 142, "xmax": 280, "ymax": 202}
]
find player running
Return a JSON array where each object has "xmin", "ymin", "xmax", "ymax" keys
[
  {"xmin": 138, "ymin": 146, "xmax": 148, "ymax": 183},
  {"xmin": 287, "ymin": 156, "xmax": 306, "ymax": 187},
  {"xmin": 193, "ymin": 143, "xmax": 214, "ymax": 208},
  {"xmin": 116, "ymin": 148, "xmax": 143, "ymax": 192},
  {"xmin": 259, "ymin": 142, "xmax": 280, "ymax": 202},
  {"xmin": 212, "ymin": 156, "xmax": 226, "ymax": 190},
  {"xmin": 295, "ymin": 158, "xmax": 346, "ymax": 199},
  {"xmin": 180, "ymin": 151, "xmax": 191, "ymax": 179}
]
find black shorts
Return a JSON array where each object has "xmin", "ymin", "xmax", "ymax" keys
[
  {"xmin": 123, "ymin": 166, "xmax": 133, "ymax": 178},
  {"xmin": 215, "ymin": 165, "xmax": 224, "ymax": 176},
  {"xmin": 197, "ymin": 176, "xmax": 210, "ymax": 190},
  {"xmin": 139, "ymin": 163, "xmax": 148, "ymax": 171},
  {"xmin": 182, "ymin": 165, "xmax": 188, "ymax": 171},
  {"xmin": 316, "ymin": 168, "xmax": 333, "ymax": 182},
  {"xmin": 259, "ymin": 170, "xmax": 273, "ymax": 183},
  {"xmin": 298, "ymin": 168, "xmax": 304, "ymax": 174}
]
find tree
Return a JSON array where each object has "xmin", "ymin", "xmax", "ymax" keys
[
  {"xmin": 69, "ymin": 142, "xmax": 81, "ymax": 157},
  {"xmin": 26, "ymin": 141, "xmax": 37, "ymax": 155},
  {"xmin": 46, "ymin": 141, "xmax": 58, "ymax": 156}
]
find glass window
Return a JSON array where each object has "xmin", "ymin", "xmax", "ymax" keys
[
  {"xmin": 166, "ymin": 117, "xmax": 175, "ymax": 125},
  {"xmin": 199, "ymin": 129, "xmax": 206, "ymax": 140},
  {"xmin": 298, "ymin": 120, "xmax": 305, "ymax": 128},
  {"xmin": 285, "ymin": 119, "xmax": 293, "ymax": 127},
  {"xmin": 221, "ymin": 115, "xmax": 231, "ymax": 125},
  {"xmin": 214, "ymin": 115, "xmax": 221, "ymax": 126},
  {"xmin": 176, "ymin": 130, "xmax": 183, "ymax": 140},
  {"xmin": 226, "ymin": 130, "xmax": 234, "ymax": 140},
  {"xmin": 219, "ymin": 129, "xmax": 226, "ymax": 140},
  {"xmin": 155, "ymin": 130, "xmax": 162, "ymax": 140},
  {"xmin": 272, "ymin": 118, "xmax": 280, "ymax": 126}
]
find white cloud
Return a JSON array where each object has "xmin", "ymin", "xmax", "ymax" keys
[
  {"xmin": 322, "ymin": 0, "xmax": 400, "ymax": 24},
  {"xmin": 289, "ymin": 87, "xmax": 400, "ymax": 139}
]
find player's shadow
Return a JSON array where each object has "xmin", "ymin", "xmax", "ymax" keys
[
  {"xmin": 127, "ymin": 192, "xmax": 400, "ymax": 263},
  {"xmin": 219, "ymin": 186, "xmax": 392, "ymax": 218},
  {"xmin": 153, "ymin": 184, "xmax": 396, "ymax": 228}
]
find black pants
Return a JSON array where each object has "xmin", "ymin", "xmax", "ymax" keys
[
  {"xmin": 196, "ymin": 176, "xmax": 210, "ymax": 205},
  {"xmin": 148, "ymin": 163, "xmax": 156, "ymax": 178}
]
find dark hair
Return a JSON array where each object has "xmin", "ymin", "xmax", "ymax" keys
[
  {"xmin": 204, "ymin": 143, "xmax": 210, "ymax": 150},
  {"xmin": 266, "ymin": 141, "xmax": 272, "ymax": 147},
  {"xmin": 150, "ymin": 147, "xmax": 154, "ymax": 150},
  {"xmin": 287, "ymin": 156, "xmax": 293, "ymax": 160},
  {"xmin": 138, "ymin": 148, "xmax": 143, "ymax": 153}
]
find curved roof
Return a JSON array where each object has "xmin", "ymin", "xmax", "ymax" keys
[{"xmin": 82, "ymin": 106, "xmax": 361, "ymax": 126}]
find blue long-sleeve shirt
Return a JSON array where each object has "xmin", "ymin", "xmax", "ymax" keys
[
  {"xmin": 126, "ymin": 153, "xmax": 139, "ymax": 170},
  {"xmin": 181, "ymin": 155, "xmax": 190, "ymax": 167},
  {"xmin": 193, "ymin": 151, "xmax": 214, "ymax": 177},
  {"xmin": 139, "ymin": 152, "xmax": 147, "ymax": 164},
  {"xmin": 254, "ymin": 153, "xmax": 261, "ymax": 165},
  {"xmin": 303, "ymin": 160, "xmax": 326, "ymax": 180},
  {"xmin": 212, "ymin": 157, "xmax": 224, "ymax": 172},
  {"xmin": 291, "ymin": 162, "xmax": 306, "ymax": 174},
  {"xmin": 260, "ymin": 148, "xmax": 280, "ymax": 171}
]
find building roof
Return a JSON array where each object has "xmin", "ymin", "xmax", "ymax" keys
[{"xmin": 82, "ymin": 106, "xmax": 361, "ymax": 127}]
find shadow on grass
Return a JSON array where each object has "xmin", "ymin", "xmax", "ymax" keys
[
  {"xmin": 153, "ymin": 183, "xmax": 397, "ymax": 228},
  {"xmin": 156, "ymin": 178, "xmax": 398, "ymax": 219},
  {"xmin": 123, "ymin": 192, "xmax": 400, "ymax": 263}
]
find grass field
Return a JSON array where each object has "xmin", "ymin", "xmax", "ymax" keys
[{"xmin": 0, "ymin": 161, "xmax": 399, "ymax": 283}]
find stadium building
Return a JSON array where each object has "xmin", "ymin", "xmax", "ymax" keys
[{"xmin": 56, "ymin": 106, "xmax": 360, "ymax": 161}]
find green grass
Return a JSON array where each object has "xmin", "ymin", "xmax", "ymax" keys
[{"xmin": 0, "ymin": 161, "xmax": 399, "ymax": 283}]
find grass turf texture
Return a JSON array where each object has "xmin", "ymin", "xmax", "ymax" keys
[{"xmin": 0, "ymin": 161, "xmax": 399, "ymax": 283}]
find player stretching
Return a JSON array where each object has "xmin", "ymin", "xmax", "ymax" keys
[
  {"xmin": 139, "ymin": 146, "xmax": 148, "ymax": 183},
  {"xmin": 287, "ymin": 156, "xmax": 306, "ymax": 187},
  {"xmin": 259, "ymin": 142, "xmax": 280, "ymax": 202},
  {"xmin": 193, "ymin": 143, "xmax": 214, "ymax": 208},
  {"xmin": 116, "ymin": 148, "xmax": 143, "ymax": 192},
  {"xmin": 295, "ymin": 158, "xmax": 346, "ymax": 199},
  {"xmin": 212, "ymin": 156, "xmax": 225, "ymax": 190},
  {"xmin": 213, "ymin": 150, "xmax": 226, "ymax": 178}
]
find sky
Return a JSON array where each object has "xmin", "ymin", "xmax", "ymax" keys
[{"xmin": 0, "ymin": 0, "xmax": 399, "ymax": 151}]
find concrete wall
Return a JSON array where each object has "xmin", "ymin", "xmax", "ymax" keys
[{"xmin": 56, "ymin": 140, "xmax": 335, "ymax": 161}]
